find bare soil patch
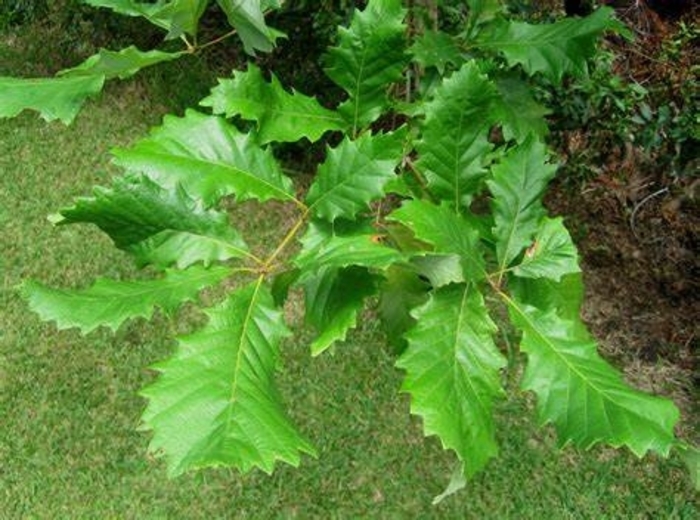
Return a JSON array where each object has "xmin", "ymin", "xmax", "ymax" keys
[{"xmin": 547, "ymin": 1, "xmax": 698, "ymax": 438}]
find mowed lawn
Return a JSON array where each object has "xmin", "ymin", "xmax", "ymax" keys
[{"xmin": 1, "ymin": 56, "xmax": 697, "ymax": 518}]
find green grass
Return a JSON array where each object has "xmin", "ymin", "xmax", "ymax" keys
[{"xmin": 1, "ymin": 57, "xmax": 698, "ymax": 520}]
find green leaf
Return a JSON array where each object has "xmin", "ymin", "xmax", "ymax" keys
[
  {"xmin": 324, "ymin": 0, "xmax": 408, "ymax": 134},
  {"xmin": 388, "ymin": 200, "xmax": 485, "ymax": 281},
  {"xmin": 493, "ymin": 75, "xmax": 550, "ymax": 141},
  {"xmin": 201, "ymin": 64, "xmax": 346, "ymax": 144},
  {"xmin": 409, "ymin": 30, "xmax": 462, "ymax": 73},
  {"xmin": 155, "ymin": 0, "xmax": 210, "ymax": 39},
  {"xmin": 270, "ymin": 268, "xmax": 300, "ymax": 307},
  {"xmin": 112, "ymin": 110, "xmax": 295, "ymax": 207},
  {"xmin": 215, "ymin": 0, "xmax": 284, "ymax": 55},
  {"xmin": 303, "ymin": 266, "xmax": 376, "ymax": 356},
  {"xmin": 507, "ymin": 298, "xmax": 679, "ymax": 457},
  {"xmin": 475, "ymin": 7, "xmax": 623, "ymax": 83},
  {"xmin": 0, "ymin": 75, "xmax": 104, "ymax": 124},
  {"xmin": 415, "ymin": 62, "xmax": 498, "ymax": 207},
  {"xmin": 466, "ymin": 0, "xmax": 503, "ymax": 32},
  {"xmin": 411, "ymin": 254, "xmax": 465, "ymax": 288},
  {"xmin": 22, "ymin": 266, "xmax": 230, "ymax": 334},
  {"xmin": 509, "ymin": 273, "xmax": 584, "ymax": 324},
  {"xmin": 398, "ymin": 283, "xmax": 506, "ymax": 478},
  {"xmin": 487, "ymin": 137, "xmax": 558, "ymax": 271},
  {"xmin": 512, "ymin": 217, "xmax": 580, "ymax": 282},
  {"xmin": 84, "ymin": 0, "xmax": 208, "ymax": 39},
  {"xmin": 294, "ymin": 220, "xmax": 404, "ymax": 282},
  {"xmin": 59, "ymin": 46, "xmax": 185, "ymax": 80},
  {"xmin": 377, "ymin": 265, "xmax": 430, "ymax": 352},
  {"xmin": 54, "ymin": 174, "xmax": 251, "ymax": 269},
  {"xmin": 141, "ymin": 279, "xmax": 316, "ymax": 476},
  {"xmin": 83, "ymin": 0, "xmax": 166, "ymax": 24},
  {"xmin": 306, "ymin": 130, "xmax": 405, "ymax": 222}
]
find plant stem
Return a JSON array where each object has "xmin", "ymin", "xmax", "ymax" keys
[
  {"xmin": 195, "ymin": 28, "xmax": 239, "ymax": 53},
  {"xmin": 180, "ymin": 34, "xmax": 195, "ymax": 53},
  {"xmin": 262, "ymin": 210, "xmax": 310, "ymax": 272}
]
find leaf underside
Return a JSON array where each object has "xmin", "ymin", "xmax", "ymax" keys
[
  {"xmin": 216, "ymin": 0, "xmax": 284, "ymax": 55},
  {"xmin": 377, "ymin": 265, "xmax": 430, "ymax": 351},
  {"xmin": 84, "ymin": 0, "xmax": 209, "ymax": 39}
]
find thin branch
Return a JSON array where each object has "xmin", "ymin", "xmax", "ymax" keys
[
  {"xmin": 180, "ymin": 34, "xmax": 195, "ymax": 53},
  {"xmin": 193, "ymin": 6, "xmax": 276, "ymax": 54},
  {"xmin": 262, "ymin": 210, "xmax": 310, "ymax": 271},
  {"xmin": 195, "ymin": 28, "xmax": 239, "ymax": 53}
]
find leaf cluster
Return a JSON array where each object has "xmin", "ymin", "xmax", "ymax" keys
[{"xmin": 4, "ymin": 0, "xmax": 696, "ymax": 497}]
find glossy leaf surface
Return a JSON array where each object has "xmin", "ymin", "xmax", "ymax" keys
[
  {"xmin": 487, "ymin": 137, "xmax": 558, "ymax": 271},
  {"xmin": 202, "ymin": 64, "xmax": 345, "ymax": 143},
  {"xmin": 55, "ymin": 175, "xmax": 251, "ymax": 269},
  {"xmin": 508, "ymin": 299, "xmax": 679, "ymax": 457},
  {"xmin": 410, "ymin": 31, "xmax": 462, "ymax": 73},
  {"xmin": 398, "ymin": 283, "xmax": 506, "ymax": 477},
  {"xmin": 141, "ymin": 279, "xmax": 316, "ymax": 476},
  {"xmin": 324, "ymin": 0, "xmax": 408, "ymax": 133},
  {"xmin": 493, "ymin": 75, "xmax": 550, "ymax": 141},
  {"xmin": 113, "ymin": 110, "xmax": 295, "ymax": 207},
  {"xmin": 415, "ymin": 62, "xmax": 497, "ymax": 207},
  {"xmin": 306, "ymin": 131, "xmax": 404, "ymax": 221},
  {"xmin": 389, "ymin": 200, "xmax": 485, "ymax": 281},
  {"xmin": 476, "ymin": 7, "xmax": 622, "ymax": 82},
  {"xmin": 512, "ymin": 217, "xmax": 580, "ymax": 282}
]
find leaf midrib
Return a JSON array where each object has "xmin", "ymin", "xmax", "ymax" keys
[
  {"xmin": 307, "ymin": 152, "xmax": 384, "ymax": 217},
  {"xmin": 49, "ymin": 268, "xmax": 227, "ymax": 303},
  {"xmin": 452, "ymin": 284, "xmax": 493, "ymax": 421},
  {"xmin": 226, "ymin": 277, "xmax": 265, "ymax": 434},
  {"xmin": 228, "ymin": 95, "xmax": 345, "ymax": 124},
  {"xmin": 507, "ymin": 298, "xmax": 671, "ymax": 436},
  {"xmin": 125, "ymin": 150, "xmax": 296, "ymax": 202}
]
